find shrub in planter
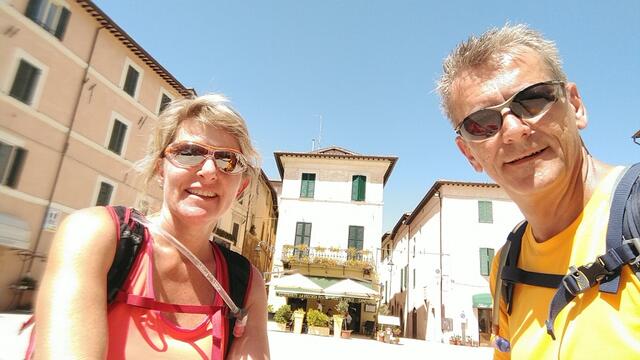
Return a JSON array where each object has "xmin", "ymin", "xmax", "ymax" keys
[
  {"xmin": 273, "ymin": 304, "xmax": 292, "ymax": 324},
  {"xmin": 306, "ymin": 309, "xmax": 329, "ymax": 327}
]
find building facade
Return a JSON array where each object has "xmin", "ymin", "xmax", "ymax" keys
[
  {"xmin": 381, "ymin": 181, "xmax": 523, "ymax": 345},
  {"xmin": 267, "ymin": 146, "xmax": 397, "ymax": 334}
]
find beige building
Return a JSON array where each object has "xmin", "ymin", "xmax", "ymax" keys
[{"xmin": 0, "ymin": 0, "xmax": 277, "ymax": 311}]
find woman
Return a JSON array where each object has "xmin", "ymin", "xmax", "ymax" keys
[{"xmin": 33, "ymin": 94, "xmax": 270, "ymax": 359}]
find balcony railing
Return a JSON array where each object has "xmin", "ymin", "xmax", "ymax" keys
[{"xmin": 281, "ymin": 245, "xmax": 375, "ymax": 271}]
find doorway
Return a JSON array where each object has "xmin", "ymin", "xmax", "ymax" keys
[
  {"xmin": 477, "ymin": 308, "xmax": 491, "ymax": 346},
  {"xmin": 348, "ymin": 302, "xmax": 361, "ymax": 333}
]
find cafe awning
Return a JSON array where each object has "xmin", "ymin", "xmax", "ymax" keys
[
  {"xmin": 323, "ymin": 278, "xmax": 378, "ymax": 299},
  {"xmin": 472, "ymin": 293, "xmax": 493, "ymax": 309},
  {"xmin": 274, "ymin": 275, "xmax": 379, "ymax": 301}
]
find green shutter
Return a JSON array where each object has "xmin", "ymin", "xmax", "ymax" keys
[
  {"xmin": 123, "ymin": 66, "xmax": 139, "ymax": 97},
  {"xmin": 25, "ymin": 0, "xmax": 44, "ymax": 22},
  {"xmin": 5, "ymin": 147, "xmax": 27, "ymax": 188},
  {"xmin": 480, "ymin": 248, "xmax": 495, "ymax": 276},
  {"xmin": 351, "ymin": 175, "xmax": 366, "ymax": 201},
  {"xmin": 300, "ymin": 173, "xmax": 315, "ymax": 198},
  {"xmin": 54, "ymin": 7, "xmax": 70, "ymax": 39},
  {"xmin": 478, "ymin": 201, "xmax": 493, "ymax": 223},
  {"xmin": 10, "ymin": 60, "xmax": 41, "ymax": 104}
]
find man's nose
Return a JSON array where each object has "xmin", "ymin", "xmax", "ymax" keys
[{"xmin": 500, "ymin": 109, "xmax": 532, "ymax": 144}]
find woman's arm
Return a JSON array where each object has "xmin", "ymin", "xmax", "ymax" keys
[
  {"xmin": 226, "ymin": 265, "xmax": 270, "ymax": 360},
  {"xmin": 34, "ymin": 207, "xmax": 118, "ymax": 359}
]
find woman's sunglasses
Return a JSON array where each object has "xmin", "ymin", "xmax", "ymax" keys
[
  {"xmin": 163, "ymin": 141, "xmax": 248, "ymax": 175},
  {"xmin": 455, "ymin": 80, "xmax": 565, "ymax": 141}
]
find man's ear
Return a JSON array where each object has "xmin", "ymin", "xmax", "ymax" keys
[
  {"xmin": 455, "ymin": 136, "xmax": 484, "ymax": 172},
  {"xmin": 236, "ymin": 178, "xmax": 250, "ymax": 199},
  {"xmin": 566, "ymin": 82, "xmax": 587, "ymax": 130}
]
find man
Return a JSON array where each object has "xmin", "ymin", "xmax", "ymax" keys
[{"xmin": 437, "ymin": 24, "xmax": 639, "ymax": 359}]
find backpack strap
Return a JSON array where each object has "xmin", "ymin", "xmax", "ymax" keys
[
  {"xmin": 545, "ymin": 163, "xmax": 640, "ymax": 339},
  {"xmin": 105, "ymin": 206, "xmax": 146, "ymax": 303},
  {"xmin": 215, "ymin": 243, "xmax": 252, "ymax": 357}
]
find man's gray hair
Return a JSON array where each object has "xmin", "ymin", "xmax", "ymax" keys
[{"xmin": 436, "ymin": 24, "xmax": 568, "ymax": 124}]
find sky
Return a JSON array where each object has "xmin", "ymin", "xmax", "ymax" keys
[{"xmin": 93, "ymin": 0, "xmax": 640, "ymax": 231}]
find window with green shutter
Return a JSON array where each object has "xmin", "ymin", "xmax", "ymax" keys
[
  {"xmin": 10, "ymin": 60, "xmax": 41, "ymax": 105},
  {"xmin": 25, "ymin": 0, "xmax": 71, "ymax": 40},
  {"xmin": 123, "ymin": 66, "xmax": 140, "ymax": 97},
  {"xmin": 478, "ymin": 200, "xmax": 493, "ymax": 223},
  {"xmin": 300, "ymin": 173, "xmax": 315, "ymax": 198},
  {"xmin": 294, "ymin": 222, "xmax": 312, "ymax": 257},
  {"xmin": 95, "ymin": 182, "xmax": 114, "ymax": 206},
  {"xmin": 351, "ymin": 175, "xmax": 366, "ymax": 201},
  {"xmin": 479, "ymin": 247, "xmax": 495, "ymax": 276},
  {"xmin": 347, "ymin": 225, "xmax": 364, "ymax": 256},
  {"xmin": 108, "ymin": 119, "xmax": 128, "ymax": 155}
]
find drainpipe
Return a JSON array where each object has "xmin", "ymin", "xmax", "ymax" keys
[
  {"xmin": 405, "ymin": 220, "xmax": 410, "ymax": 337},
  {"xmin": 26, "ymin": 25, "xmax": 105, "ymax": 274}
]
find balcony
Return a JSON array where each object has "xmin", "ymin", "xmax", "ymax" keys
[{"xmin": 281, "ymin": 245, "xmax": 375, "ymax": 278}]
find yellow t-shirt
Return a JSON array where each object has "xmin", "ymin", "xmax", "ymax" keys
[{"xmin": 490, "ymin": 166, "xmax": 640, "ymax": 359}]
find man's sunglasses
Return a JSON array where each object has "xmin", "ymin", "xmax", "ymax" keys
[
  {"xmin": 455, "ymin": 80, "xmax": 565, "ymax": 141},
  {"xmin": 163, "ymin": 141, "xmax": 249, "ymax": 175}
]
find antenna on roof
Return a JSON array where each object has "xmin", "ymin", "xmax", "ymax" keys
[
  {"xmin": 317, "ymin": 114, "xmax": 323, "ymax": 149},
  {"xmin": 311, "ymin": 139, "xmax": 316, "ymax": 151}
]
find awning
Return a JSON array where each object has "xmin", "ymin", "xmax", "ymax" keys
[
  {"xmin": 274, "ymin": 275, "xmax": 379, "ymax": 301},
  {"xmin": 378, "ymin": 315, "xmax": 400, "ymax": 326},
  {"xmin": 323, "ymin": 278, "xmax": 378, "ymax": 299},
  {"xmin": 0, "ymin": 213, "xmax": 31, "ymax": 250},
  {"xmin": 472, "ymin": 293, "xmax": 493, "ymax": 309}
]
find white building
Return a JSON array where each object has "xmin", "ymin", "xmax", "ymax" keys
[
  {"xmin": 267, "ymin": 146, "xmax": 397, "ymax": 332},
  {"xmin": 381, "ymin": 181, "xmax": 523, "ymax": 345}
]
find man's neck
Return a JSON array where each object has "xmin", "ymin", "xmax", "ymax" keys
[{"xmin": 510, "ymin": 154, "xmax": 613, "ymax": 242}]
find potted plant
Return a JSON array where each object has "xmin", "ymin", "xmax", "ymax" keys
[
  {"xmin": 273, "ymin": 304, "xmax": 292, "ymax": 332},
  {"xmin": 306, "ymin": 309, "xmax": 330, "ymax": 336},
  {"xmin": 292, "ymin": 308, "xmax": 305, "ymax": 334}
]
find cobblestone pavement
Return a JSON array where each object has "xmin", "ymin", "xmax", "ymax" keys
[{"xmin": 0, "ymin": 314, "xmax": 493, "ymax": 360}]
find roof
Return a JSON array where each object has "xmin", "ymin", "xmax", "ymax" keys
[
  {"xmin": 77, "ymin": 1, "xmax": 193, "ymax": 97},
  {"xmin": 274, "ymin": 146, "xmax": 398, "ymax": 185},
  {"xmin": 403, "ymin": 180, "xmax": 500, "ymax": 226}
]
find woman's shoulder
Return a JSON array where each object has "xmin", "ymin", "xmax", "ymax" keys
[{"xmin": 53, "ymin": 206, "xmax": 119, "ymax": 257}]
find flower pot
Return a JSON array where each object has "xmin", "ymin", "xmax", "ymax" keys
[
  {"xmin": 293, "ymin": 312, "xmax": 304, "ymax": 334},
  {"xmin": 332, "ymin": 315, "xmax": 344, "ymax": 338},
  {"xmin": 341, "ymin": 330, "xmax": 353, "ymax": 339},
  {"xmin": 275, "ymin": 322, "xmax": 288, "ymax": 332}
]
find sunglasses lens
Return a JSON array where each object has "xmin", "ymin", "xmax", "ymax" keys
[
  {"xmin": 511, "ymin": 83, "xmax": 559, "ymax": 119},
  {"xmin": 168, "ymin": 143, "xmax": 208, "ymax": 167},
  {"xmin": 460, "ymin": 110, "xmax": 502, "ymax": 140},
  {"xmin": 213, "ymin": 151, "xmax": 247, "ymax": 174}
]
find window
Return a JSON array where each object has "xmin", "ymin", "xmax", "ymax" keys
[
  {"xmin": 478, "ymin": 200, "xmax": 493, "ymax": 223},
  {"xmin": 0, "ymin": 141, "xmax": 27, "ymax": 188},
  {"xmin": 159, "ymin": 93, "xmax": 172, "ymax": 114},
  {"xmin": 347, "ymin": 225, "xmax": 364, "ymax": 250},
  {"xmin": 122, "ymin": 65, "xmax": 140, "ymax": 97},
  {"xmin": 351, "ymin": 175, "xmax": 366, "ymax": 201},
  {"xmin": 400, "ymin": 268, "xmax": 404, "ymax": 291},
  {"xmin": 25, "ymin": 0, "xmax": 71, "ymax": 40},
  {"xmin": 300, "ymin": 173, "xmax": 315, "ymax": 198},
  {"xmin": 384, "ymin": 281, "xmax": 388, "ymax": 302},
  {"xmin": 294, "ymin": 222, "xmax": 312, "ymax": 247},
  {"xmin": 10, "ymin": 60, "xmax": 41, "ymax": 105},
  {"xmin": 232, "ymin": 223, "xmax": 240, "ymax": 245},
  {"xmin": 108, "ymin": 119, "xmax": 127, "ymax": 155},
  {"xmin": 95, "ymin": 182, "xmax": 114, "ymax": 206},
  {"xmin": 413, "ymin": 268, "xmax": 416, "ymax": 289},
  {"xmin": 405, "ymin": 265, "xmax": 409, "ymax": 289},
  {"xmin": 479, "ymin": 248, "xmax": 495, "ymax": 276}
]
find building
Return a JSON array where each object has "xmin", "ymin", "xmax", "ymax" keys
[
  {"xmin": 633, "ymin": 129, "xmax": 640, "ymax": 146},
  {"xmin": 0, "ymin": 0, "xmax": 276, "ymax": 311},
  {"xmin": 267, "ymin": 146, "xmax": 397, "ymax": 334},
  {"xmin": 381, "ymin": 181, "xmax": 523, "ymax": 345}
]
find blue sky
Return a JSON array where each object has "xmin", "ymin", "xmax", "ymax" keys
[{"xmin": 93, "ymin": 0, "xmax": 640, "ymax": 231}]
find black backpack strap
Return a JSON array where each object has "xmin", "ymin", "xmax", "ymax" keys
[
  {"xmin": 215, "ymin": 244, "xmax": 252, "ymax": 356},
  {"xmin": 545, "ymin": 163, "xmax": 640, "ymax": 340},
  {"xmin": 499, "ymin": 220, "xmax": 528, "ymax": 315},
  {"xmin": 105, "ymin": 206, "xmax": 146, "ymax": 303}
]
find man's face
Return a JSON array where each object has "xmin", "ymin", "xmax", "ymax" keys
[{"xmin": 449, "ymin": 49, "xmax": 587, "ymax": 197}]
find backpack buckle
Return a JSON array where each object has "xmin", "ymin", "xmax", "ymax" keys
[
  {"xmin": 562, "ymin": 258, "xmax": 612, "ymax": 296},
  {"xmin": 623, "ymin": 238, "xmax": 640, "ymax": 266}
]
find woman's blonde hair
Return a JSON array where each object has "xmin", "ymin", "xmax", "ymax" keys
[{"xmin": 137, "ymin": 94, "xmax": 260, "ymax": 189}]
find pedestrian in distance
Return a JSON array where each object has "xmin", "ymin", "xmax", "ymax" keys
[
  {"xmin": 437, "ymin": 24, "xmax": 639, "ymax": 359},
  {"xmin": 30, "ymin": 94, "xmax": 270, "ymax": 359}
]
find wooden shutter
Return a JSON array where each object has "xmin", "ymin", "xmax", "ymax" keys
[{"xmin": 54, "ymin": 7, "xmax": 70, "ymax": 39}]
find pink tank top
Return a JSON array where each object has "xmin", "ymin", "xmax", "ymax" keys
[{"xmin": 105, "ymin": 209, "xmax": 231, "ymax": 360}]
